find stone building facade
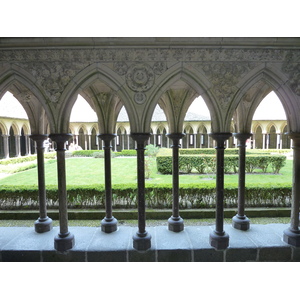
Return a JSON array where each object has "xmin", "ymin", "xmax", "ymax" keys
[{"xmin": 0, "ymin": 37, "xmax": 299, "ymax": 251}]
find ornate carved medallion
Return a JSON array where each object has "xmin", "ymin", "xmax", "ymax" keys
[{"xmin": 126, "ymin": 63, "xmax": 154, "ymax": 92}]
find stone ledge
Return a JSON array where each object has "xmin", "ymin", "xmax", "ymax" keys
[{"xmin": 0, "ymin": 224, "xmax": 298, "ymax": 262}]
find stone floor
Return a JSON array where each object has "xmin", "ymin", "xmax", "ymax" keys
[{"xmin": 0, "ymin": 223, "xmax": 299, "ymax": 262}]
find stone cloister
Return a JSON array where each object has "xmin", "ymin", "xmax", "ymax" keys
[{"xmin": 0, "ymin": 37, "xmax": 300, "ymax": 255}]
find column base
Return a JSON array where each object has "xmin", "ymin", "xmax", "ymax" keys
[
  {"xmin": 232, "ymin": 214, "xmax": 250, "ymax": 231},
  {"xmin": 283, "ymin": 228, "xmax": 300, "ymax": 247},
  {"xmin": 168, "ymin": 216, "xmax": 184, "ymax": 232},
  {"xmin": 133, "ymin": 231, "xmax": 151, "ymax": 251},
  {"xmin": 101, "ymin": 217, "xmax": 118, "ymax": 233},
  {"xmin": 209, "ymin": 231, "xmax": 229, "ymax": 250},
  {"xmin": 54, "ymin": 232, "xmax": 75, "ymax": 252},
  {"xmin": 34, "ymin": 217, "xmax": 53, "ymax": 233}
]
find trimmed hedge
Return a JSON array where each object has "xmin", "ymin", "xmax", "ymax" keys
[
  {"xmin": 0, "ymin": 153, "xmax": 56, "ymax": 165},
  {"xmin": 0, "ymin": 183, "xmax": 291, "ymax": 210},
  {"xmin": 157, "ymin": 154, "xmax": 286, "ymax": 174},
  {"xmin": 179, "ymin": 148, "xmax": 239, "ymax": 155}
]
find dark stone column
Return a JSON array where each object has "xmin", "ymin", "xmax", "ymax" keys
[
  {"xmin": 209, "ymin": 132, "xmax": 232, "ymax": 250},
  {"xmin": 98, "ymin": 134, "xmax": 118, "ymax": 233},
  {"xmin": 166, "ymin": 133, "xmax": 185, "ymax": 232},
  {"xmin": 49, "ymin": 133, "xmax": 75, "ymax": 252},
  {"xmin": 130, "ymin": 133, "xmax": 151, "ymax": 251},
  {"xmin": 30, "ymin": 134, "xmax": 53, "ymax": 233},
  {"xmin": 232, "ymin": 133, "xmax": 252, "ymax": 231},
  {"xmin": 283, "ymin": 133, "xmax": 300, "ymax": 247}
]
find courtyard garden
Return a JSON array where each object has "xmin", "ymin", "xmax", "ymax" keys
[{"xmin": 0, "ymin": 147, "xmax": 293, "ymax": 211}]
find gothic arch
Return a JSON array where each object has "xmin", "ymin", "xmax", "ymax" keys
[
  {"xmin": 228, "ymin": 65, "xmax": 300, "ymax": 133},
  {"xmin": 143, "ymin": 63, "xmax": 221, "ymax": 133},
  {"xmin": 57, "ymin": 63, "xmax": 135, "ymax": 133},
  {"xmin": 0, "ymin": 65, "xmax": 54, "ymax": 133}
]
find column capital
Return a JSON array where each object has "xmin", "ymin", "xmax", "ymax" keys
[
  {"xmin": 98, "ymin": 133, "xmax": 117, "ymax": 143},
  {"xmin": 209, "ymin": 132, "xmax": 232, "ymax": 148},
  {"xmin": 30, "ymin": 134, "xmax": 48, "ymax": 141},
  {"xmin": 49, "ymin": 133, "xmax": 72, "ymax": 150},
  {"xmin": 286, "ymin": 132, "xmax": 300, "ymax": 148},
  {"xmin": 130, "ymin": 133, "xmax": 151, "ymax": 144},
  {"xmin": 30, "ymin": 134, "xmax": 49, "ymax": 148},
  {"xmin": 233, "ymin": 133, "xmax": 252, "ymax": 147}
]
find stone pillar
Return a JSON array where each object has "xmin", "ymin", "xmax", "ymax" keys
[
  {"xmin": 30, "ymin": 134, "xmax": 53, "ymax": 233},
  {"xmin": 262, "ymin": 134, "xmax": 266, "ymax": 149},
  {"xmin": 130, "ymin": 133, "xmax": 151, "ymax": 251},
  {"xmin": 166, "ymin": 133, "xmax": 185, "ymax": 232},
  {"xmin": 283, "ymin": 133, "xmax": 300, "ymax": 246},
  {"xmin": 3, "ymin": 135, "xmax": 9, "ymax": 159},
  {"xmin": 98, "ymin": 134, "xmax": 118, "ymax": 233},
  {"xmin": 15, "ymin": 135, "xmax": 21, "ymax": 157},
  {"xmin": 49, "ymin": 133, "xmax": 75, "ymax": 251},
  {"xmin": 232, "ymin": 133, "xmax": 252, "ymax": 231},
  {"xmin": 209, "ymin": 133, "xmax": 232, "ymax": 250}
]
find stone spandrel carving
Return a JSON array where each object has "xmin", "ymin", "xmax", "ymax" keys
[
  {"xmin": 19, "ymin": 61, "xmax": 89, "ymax": 103},
  {"xmin": 199, "ymin": 62, "xmax": 257, "ymax": 109},
  {"xmin": 282, "ymin": 51, "xmax": 300, "ymax": 96}
]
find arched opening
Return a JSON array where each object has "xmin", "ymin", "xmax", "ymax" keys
[
  {"xmin": 252, "ymin": 91, "xmax": 287, "ymax": 149},
  {"xmin": 117, "ymin": 106, "xmax": 132, "ymax": 150},
  {"xmin": 254, "ymin": 126, "xmax": 263, "ymax": 149},
  {"xmin": 150, "ymin": 104, "xmax": 167, "ymax": 147},
  {"xmin": 9, "ymin": 126, "xmax": 16, "ymax": 157},
  {"xmin": 282, "ymin": 125, "xmax": 291, "ymax": 149},
  {"xmin": 70, "ymin": 95, "xmax": 98, "ymax": 151},
  {"xmin": 20, "ymin": 127, "xmax": 27, "ymax": 156},
  {"xmin": 78, "ymin": 127, "xmax": 86, "ymax": 150},
  {"xmin": 183, "ymin": 125, "xmax": 194, "ymax": 148},
  {"xmin": 0, "ymin": 91, "xmax": 31, "ymax": 158},
  {"xmin": 268, "ymin": 125, "xmax": 277, "ymax": 149},
  {"xmin": 91, "ymin": 127, "xmax": 98, "ymax": 150},
  {"xmin": 184, "ymin": 96, "xmax": 211, "ymax": 148}
]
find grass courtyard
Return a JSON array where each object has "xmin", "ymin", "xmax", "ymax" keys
[{"xmin": 0, "ymin": 156, "xmax": 293, "ymax": 188}]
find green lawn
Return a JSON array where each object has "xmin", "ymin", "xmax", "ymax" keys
[{"xmin": 0, "ymin": 156, "xmax": 293, "ymax": 187}]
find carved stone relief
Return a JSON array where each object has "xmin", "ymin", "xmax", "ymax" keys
[
  {"xmin": 199, "ymin": 62, "xmax": 258, "ymax": 109},
  {"xmin": 282, "ymin": 52, "xmax": 300, "ymax": 96}
]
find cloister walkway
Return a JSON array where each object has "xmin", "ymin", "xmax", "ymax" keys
[{"xmin": 1, "ymin": 223, "xmax": 299, "ymax": 262}]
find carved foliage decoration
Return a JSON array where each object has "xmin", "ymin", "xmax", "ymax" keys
[
  {"xmin": 282, "ymin": 51, "xmax": 300, "ymax": 96},
  {"xmin": 200, "ymin": 62, "xmax": 257, "ymax": 109},
  {"xmin": 20, "ymin": 61, "xmax": 89, "ymax": 103}
]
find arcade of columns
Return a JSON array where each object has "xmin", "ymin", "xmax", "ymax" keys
[{"xmin": 0, "ymin": 37, "xmax": 300, "ymax": 251}]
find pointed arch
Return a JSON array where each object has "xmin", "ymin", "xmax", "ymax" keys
[
  {"xmin": 144, "ymin": 63, "xmax": 221, "ymax": 133},
  {"xmin": 57, "ymin": 63, "xmax": 135, "ymax": 133},
  {"xmin": 227, "ymin": 65, "xmax": 300, "ymax": 132},
  {"xmin": 0, "ymin": 65, "xmax": 54, "ymax": 133}
]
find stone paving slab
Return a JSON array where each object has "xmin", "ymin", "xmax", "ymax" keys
[{"xmin": 0, "ymin": 224, "xmax": 298, "ymax": 262}]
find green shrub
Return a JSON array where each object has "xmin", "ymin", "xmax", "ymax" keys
[
  {"xmin": 269, "ymin": 155, "xmax": 287, "ymax": 174},
  {"xmin": 0, "ymin": 183, "xmax": 292, "ymax": 210},
  {"xmin": 71, "ymin": 150, "xmax": 101, "ymax": 157},
  {"xmin": 118, "ymin": 149, "xmax": 136, "ymax": 156},
  {"xmin": 92, "ymin": 151, "xmax": 104, "ymax": 158},
  {"xmin": 157, "ymin": 154, "xmax": 286, "ymax": 175}
]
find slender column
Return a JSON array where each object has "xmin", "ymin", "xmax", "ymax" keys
[
  {"xmin": 15, "ymin": 135, "xmax": 21, "ymax": 157},
  {"xmin": 283, "ymin": 133, "xmax": 300, "ymax": 246},
  {"xmin": 98, "ymin": 134, "xmax": 118, "ymax": 233},
  {"xmin": 166, "ymin": 133, "xmax": 185, "ymax": 232},
  {"xmin": 209, "ymin": 133, "xmax": 232, "ymax": 250},
  {"xmin": 232, "ymin": 133, "xmax": 252, "ymax": 230},
  {"xmin": 30, "ymin": 134, "xmax": 53, "ymax": 233},
  {"xmin": 3, "ymin": 135, "xmax": 9, "ymax": 159},
  {"xmin": 49, "ymin": 133, "xmax": 75, "ymax": 251},
  {"xmin": 130, "ymin": 133, "xmax": 151, "ymax": 251}
]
